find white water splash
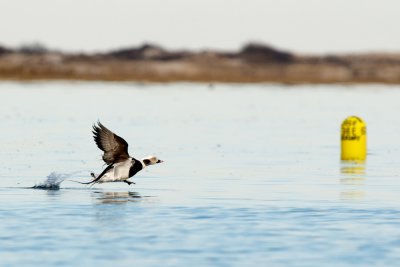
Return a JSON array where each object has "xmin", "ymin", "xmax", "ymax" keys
[{"xmin": 32, "ymin": 171, "xmax": 86, "ymax": 190}]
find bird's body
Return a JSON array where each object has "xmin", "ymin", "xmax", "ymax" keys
[
  {"xmin": 93, "ymin": 158, "xmax": 144, "ymax": 183},
  {"xmin": 85, "ymin": 122, "xmax": 163, "ymax": 185}
]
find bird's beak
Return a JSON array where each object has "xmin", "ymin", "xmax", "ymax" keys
[{"xmin": 157, "ymin": 159, "xmax": 164, "ymax": 163}]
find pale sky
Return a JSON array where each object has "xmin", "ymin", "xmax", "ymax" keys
[{"xmin": 0, "ymin": 0, "xmax": 399, "ymax": 54}]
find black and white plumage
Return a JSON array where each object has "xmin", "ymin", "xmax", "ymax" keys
[{"xmin": 86, "ymin": 122, "xmax": 163, "ymax": 185}]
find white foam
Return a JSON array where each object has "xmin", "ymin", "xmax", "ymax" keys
[{"xmin": 32, "ymin": 171, "xmax": 86, "ymax": 190}]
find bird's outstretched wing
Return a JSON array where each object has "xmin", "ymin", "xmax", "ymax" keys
[{"xmin": 92, "ymin": 122, "xmax": 130, "ymax": 164}]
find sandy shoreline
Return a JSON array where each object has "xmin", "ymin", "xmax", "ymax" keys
[{"xmin": 1, "ymin": 43, "xmax": 400, "ymax": 84}]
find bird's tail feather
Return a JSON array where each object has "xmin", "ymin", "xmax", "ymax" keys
[{"xmin": 68, "ymin": 179, "xmax": 96, "ymax": 185}]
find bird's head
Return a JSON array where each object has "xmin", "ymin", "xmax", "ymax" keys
[{"xmin": 142, "ymin": 155, "xmax": 164, "ymax": 166}]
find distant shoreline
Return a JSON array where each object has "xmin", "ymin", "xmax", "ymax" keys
[{"xmin": 1, "ymin": 43, "xmax": 400, "ymax": 84}]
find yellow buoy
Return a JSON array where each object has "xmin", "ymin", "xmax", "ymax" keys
[{"xmin": 341, "ymin": 116, "xmax": 367, "ymax": 161}]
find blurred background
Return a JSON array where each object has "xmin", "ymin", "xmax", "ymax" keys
[
  {"xmin": 1, "ymin": 0, "xmax": 400, "ymax": 83},
  {"xmin": 1, "ymin": 0, "xmax": 400, "ymax": 53}
]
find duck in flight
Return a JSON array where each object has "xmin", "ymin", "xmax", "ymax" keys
[{"xmin": 84, "ymin": 122, "xmax": 163, "ymax": 185}]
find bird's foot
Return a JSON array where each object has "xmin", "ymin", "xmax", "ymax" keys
[
  {"xmin": 90, "ymin": 172, "xmax": 97, "ymax": 179},
  {"xmin": 124, "ymin": 180, "xmax": 135, "ymax": 186}
]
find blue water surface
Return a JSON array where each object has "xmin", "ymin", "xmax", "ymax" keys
[{"xmin": 1, "ymin": 82, "xmax": 400, "ymax": 267}]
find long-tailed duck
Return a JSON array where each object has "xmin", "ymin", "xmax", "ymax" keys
[{"xmin": 84, "ymin": 122, "xmax": 163, "ymax": 185}]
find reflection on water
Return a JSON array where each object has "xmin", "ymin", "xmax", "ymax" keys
[
  {"xmin": 341, "ymin": 164, "xmax": 366, "ymax": 175},
  {"xmin": 340, "ymin": 162, "xmax": 366, "ymax": 200},
  {"xmin": 93, "ymin": 191, "xmax": 142, "ymax": 204}
]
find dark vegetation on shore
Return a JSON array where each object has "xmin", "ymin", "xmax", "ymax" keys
[{"xmin": 1, "ymin": 42, "xmax": 400, "ymax": 84}]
